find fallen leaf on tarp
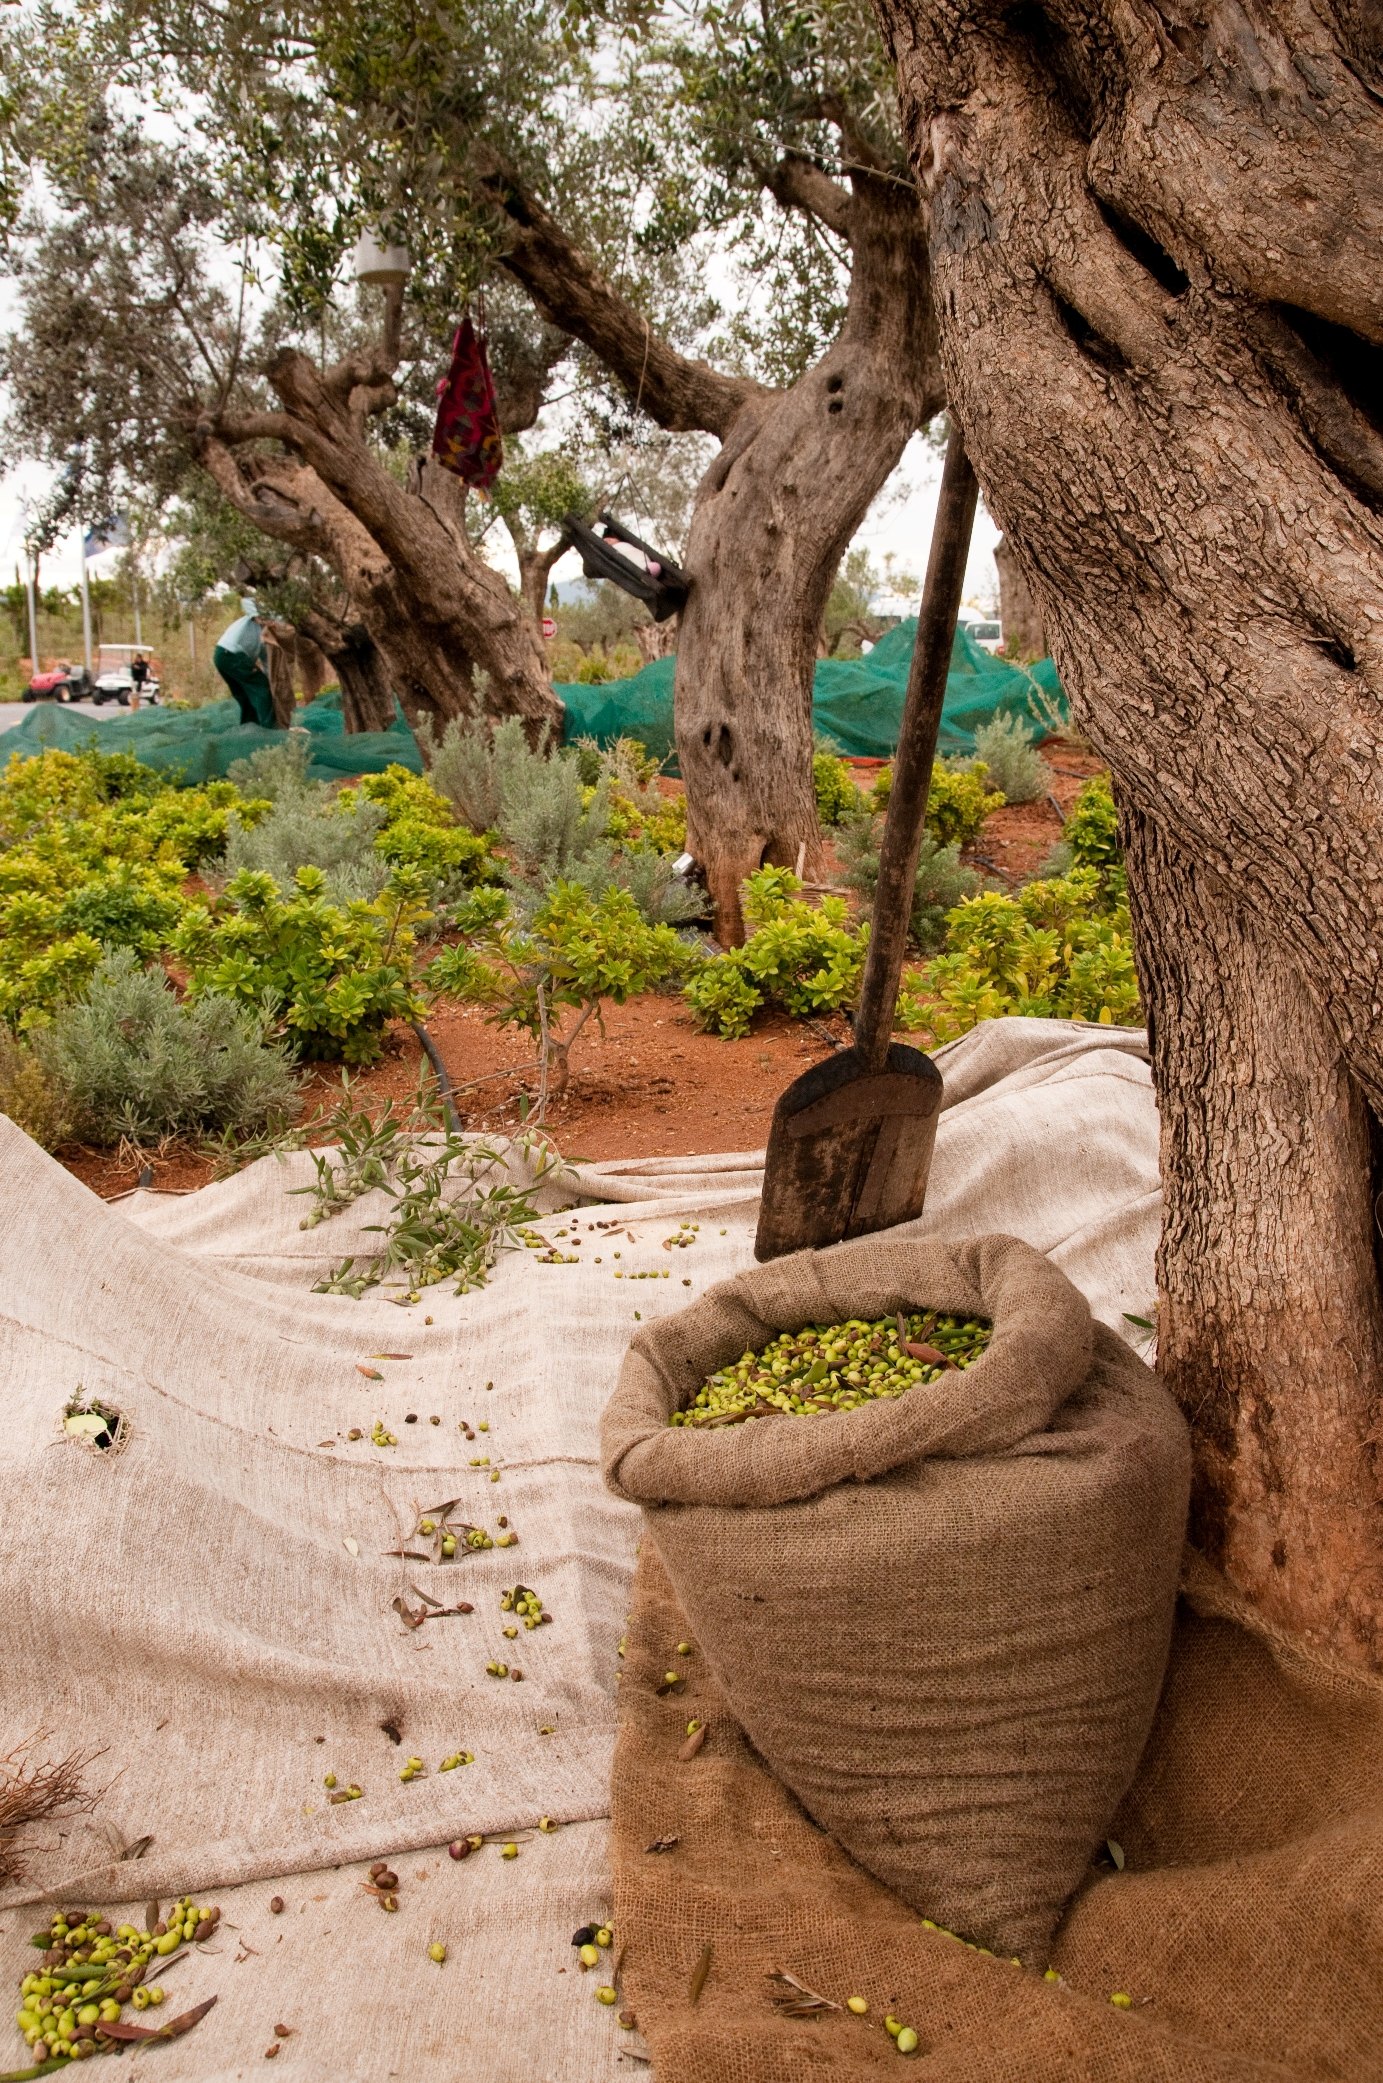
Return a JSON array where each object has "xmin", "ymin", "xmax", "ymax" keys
[
  {"xmin": 411, "ymin": 1583, "xmax": 443, "ymax": 1609},
  {"xmin": 342, "ymin": 1537, "xmax": 359, "ymax": 1557},
  {"xmin": 370, "ymin": 1353, "xmax": 413, "ymax": 1360},
  {"xmin": 688, "ymin": 1943, "xmax": 713, "ymax": 2006},
  {"xmin": 679, "ymin": 1725, "xmax": 707, "ymax": 1761},
  {"xmin": 356, "ymin": 1364, "xmax": 384, "ymax": 1380},
  {"xmin": 420, "ymin": 1497, "xmax": 464, "ymax": 1520},
  {"xmin": 98, "ymin": 1995, "xmax": 217, "ymax": 2043},
  {"xmin": 1122, "ymin": 1313, "xmax": 1155, "ymax": 1332},
  {"xmin": 392, "ymin": 1596, "xmax": 427, "ymax": 1631},
  {"xmin": 145, "ymin": 1901, "xmax": 160, "ymax": 1931},
  {"xmin": 383, "ymin": 1550, "xmax": 431, "ymax": 1562},
  {"xmin": 118, "ymin": 1833, "xmax": 153, "ymax": 1861},
  {"xmin": 767, "ymin": 1968, "xmax": 840, "ymax": 2017},
  {"xmin": 645, "ymin": 1835, "xmax": 679, "ymax": 1853},
  {"xmin": 1107, "ymin": 1838, "xmax": 1126, "ymax": 1870},
  {"xmin": 903, "ymin": 1340, "xmax": 957, "ymax": 1369}
]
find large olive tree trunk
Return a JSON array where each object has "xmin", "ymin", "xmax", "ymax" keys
[
  {"xmin": 487, "ymin": 146, "xmax": 942, "ymax": 939},
  {"xmin": 674, "ymin": 178, "xmax": 941, "ymax": 934},
  {"xmin": 993, "ymin": 535, "xmax": 1045, "ymax": 660},
  {"xmin": 876, "ymin": 0, "xmax": 1383, "ymax": 1665},
  {"xmin": 212, "ymin": 348, "xmax": 559, "ymax": 738},
  {"xmin": 195, "ymin": 298, "xmax": 561, "ymax": 744},
  {"xmin": 294, "ymin": 609, "xmax": 396, "ymax": 733}
]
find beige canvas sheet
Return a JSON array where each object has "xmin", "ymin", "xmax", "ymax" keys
[{"xmin": 0, "ymin": 1017, "xmax": 1159, "ymax": 2078}]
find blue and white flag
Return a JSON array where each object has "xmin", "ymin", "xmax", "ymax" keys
[{"xmin": 83, "ymin": 516, "xmax": 130, "ymax": 559}]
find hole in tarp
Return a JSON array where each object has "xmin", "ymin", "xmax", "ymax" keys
[{"xmin": 61, "ymin": 1393, "xmax": 130, "ymax": 1454}]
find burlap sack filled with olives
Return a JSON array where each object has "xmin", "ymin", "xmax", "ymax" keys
[{"xmin": 602, "ymin": 1231, "xmax": 1191, "ymax": 1960}]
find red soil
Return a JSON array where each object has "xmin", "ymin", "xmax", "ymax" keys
[{"xmin": 58, "ymin": 737, "xmax": 1101, "ymax": 1200}]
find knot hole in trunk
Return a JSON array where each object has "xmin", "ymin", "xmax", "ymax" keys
[{"xmin": 702, "ymin": 722, "xmax": 735, "ymax": 767}]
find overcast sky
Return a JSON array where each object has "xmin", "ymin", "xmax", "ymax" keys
[{"xmin": 1, "ymin": 428, "xmax": 1001, "ymax": 616}]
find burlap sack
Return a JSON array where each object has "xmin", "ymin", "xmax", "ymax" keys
[{"xmin": 602, "ymin": 1232, "xmax": 1191, "ymax": 1959}]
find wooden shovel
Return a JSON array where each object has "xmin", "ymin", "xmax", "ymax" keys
[{"xmin": 754, "ymin": 427, "xmax": 980, "ymax": 1261}]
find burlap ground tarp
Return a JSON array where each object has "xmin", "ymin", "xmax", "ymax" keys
[
  {"xmin": 604, "ymin": 1235, "xmax": 1190, "ymax": 1959},
  {"xmin": 8, "ymin": 1015, "xmax": 1350, "ymax": 2080},
  {"xmin": 613, "ymin": 1545, "xmax": 1383, "ymax": 2083}
]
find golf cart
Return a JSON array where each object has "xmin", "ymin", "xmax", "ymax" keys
[
  {"xmin": 959, "ymin": 611, "xmax": 1004, "ymax": 655},
  {"xmin": 22, "ymin": 661, "xmax": 93, "ymax": 703},
  {"xmin": 91, "ymin": 645, "xmax": 161, "ymax": 706}
]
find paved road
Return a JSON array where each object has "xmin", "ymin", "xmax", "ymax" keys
[{"xmin": 0, "ymin": 700, "xmax": 144, "ymax": 731}]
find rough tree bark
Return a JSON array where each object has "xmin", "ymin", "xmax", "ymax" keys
[
  {"xmin": 194, "ymin": 295, "xmax": 562, "ymax": 743},
  {"xmin": 485, "ymin": 139, "xmax": 943, "ymax": 939},
  {"xmin": 287, "ymin": 630, "xmax": 331, "ymax": 704},
  {"xmin": 993, "ymin": 535, "xmax": 1045, "ymax": 659},
  {"xmin": 634, "ymin": 618, "xmax": 679, "ymax": 665},
  {"xmin": 509, "ymin": 531, "xmax": 568, "ymax": 630},
  {"xmin": 261, "ymin": 623, "xmax": 298, "ymax": 727},
  {"xmin": 875, "ymin": 0, "xmax": 1383, "ymax": 1664},
  {"xmin": 294, "ymin": 609, "xmax": 396, "ymax": 733}
]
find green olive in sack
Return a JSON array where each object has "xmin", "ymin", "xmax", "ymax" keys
[{"xmin": 670, "ymin": 1312, "xmax": 991, "ymax": 1427}]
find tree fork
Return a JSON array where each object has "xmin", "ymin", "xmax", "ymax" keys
[
  {"xmin": 490, "ymin": 155, "xmax": 941, "ymax": 941},
  {"xmin": 1123, "ymin": 807, "xmax": 1383, "ymax": 1663}
]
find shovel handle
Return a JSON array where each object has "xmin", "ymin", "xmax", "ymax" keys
[{"xmin": 853, "ymin": 427, "xmax": 980, "ymax": 1071}]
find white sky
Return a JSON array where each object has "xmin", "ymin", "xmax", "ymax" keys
[{"xmin": 1, "ymin": 440, "xmax": 1001, "ymax": 618}]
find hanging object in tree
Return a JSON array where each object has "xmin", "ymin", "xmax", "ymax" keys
[
  {"xmin": 563, "ymin": 511, "xmax": 690, "ymax": 622},
  {"xmin": 352, "ymin": 231, "xmax": 411, "ymax": 288},
  {"xmin": 432, "ymin": 316, "xmax": 504, "ymax": 492}
]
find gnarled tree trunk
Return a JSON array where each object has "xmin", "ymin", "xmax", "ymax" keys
[
  {"xmin": 296, "ymin": 610, "xmax": 396, "ymax": 733},
  {"xmin": 993, "ymin": 534, "xmax": 1045, "ymax": 660},
  {"xmin": 196, "ymin": 300, "xmax": 561, "ymax": 747},
  {"xmin": 489, "ymin": 150, "xmax": 942, "ymax": 940},
  {"xmin": 676, "ymin": 181, "xmax": 939, "ymax": 934},
  {"xmin": 877, "ymin": 0, "xmax": 1383, "ymax": 1665}
]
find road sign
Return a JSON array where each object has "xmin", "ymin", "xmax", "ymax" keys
[{"xmin": 541, "ymin": 616, "xmax": 557, "ymax": 639}]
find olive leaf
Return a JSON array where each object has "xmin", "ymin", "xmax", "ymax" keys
[
  {"xmin": 767, "ymin": 1968, "xmax": 841, "ymax": 2017},
  {"xmin": 688, "ymin": 1943, "xmax": 714, "ymax": 2006},
  {"xmin": 98, "ymin": 1995, "xmax": 217, "ymax": 2042}
]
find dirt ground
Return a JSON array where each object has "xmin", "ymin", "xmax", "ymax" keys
[{"xmin": 60, "ymin": 738, "xmax": 1102, "ymax": 1200}]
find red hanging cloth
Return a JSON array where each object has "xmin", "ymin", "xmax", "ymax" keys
[{"xmin": 431, "ymin": 315, "xmax": 504, "ymax": 491}]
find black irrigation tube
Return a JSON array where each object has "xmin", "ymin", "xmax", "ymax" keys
[{"xmin": 411, "ymin": 1019, "xmax": 463, "ymax": 1136}]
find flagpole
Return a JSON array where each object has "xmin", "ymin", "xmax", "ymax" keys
[
  {"xmin": 78, "ymin": 527, "xmax": 93, "ymax": 673},
  {"xmin": 24, "ymin": 552, "xmax": 39, "ymax": 676}
]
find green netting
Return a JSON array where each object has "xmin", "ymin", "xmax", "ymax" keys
[
  {"xmin": 0, "ymin": 691, "xmax": 421, "ymax": 783},
  {"xmin": 0, "ymin": 623, "xmax": 1065, "ymax": 784},
  {"xmin": 557, "ymin": 621, "xmax": 1066, "ymax": 767}
]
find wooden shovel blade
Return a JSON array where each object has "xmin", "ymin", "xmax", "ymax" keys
[{"xmin": 753, "ymin": 1042, "xmax": 943, "ymax": 1261}]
